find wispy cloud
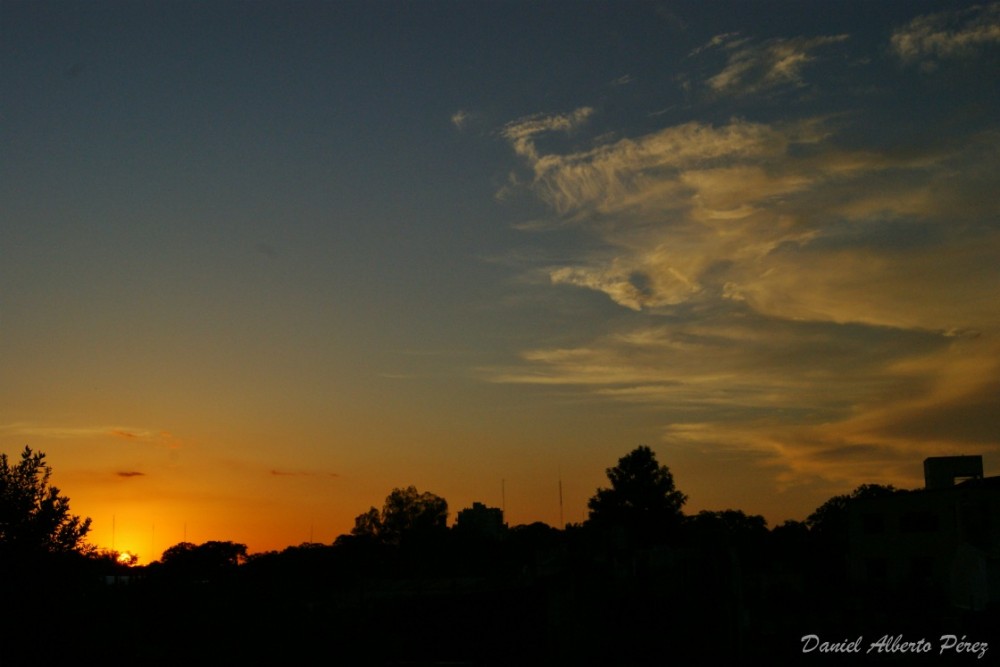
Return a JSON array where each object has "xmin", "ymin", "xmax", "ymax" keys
[
  {"xmin": 451, "ymin": 109, "xmax": 471, "ymax": 130},
  {"xmin": 0, "ymin": 423, "xmax": 182, "ymax": 448},
  {"xmin": 494, "ymin": 97, "xmax": 1000, "ymax": 487},
  {"xmin": 689, "ymin": 32, "xmax": 743, "ymax": 58},
  {"xmin": 270, "ymin": 469, "xmax": 340, "ymax": 478},
  {"xmin": 116, "ymin": 471, "xmax": 145, "ymax": 478},
  {"xmin": 500, "ymin": 111, "xmax": 1000, "ymax": 327},
  {"xmin": 1, "ymin": 424, "xmax": 108, "ymax": 440},
  {"xmin": 502, "ymin": 108, "xmax": 594, "ymax": 163},
  {"xmin": 109, "ymin": 429, "xmax": 146, "ymax": 440},
  {"xmin": 892, "ymin": 3, "xmax": 1000, "ymax": 65},
  {"xmin": 696, "ymin": 34, "xmax": 849, "ymax": 96},
  {"xmin": 504, "ymin": 113, "xmax": 807, "ymax": 219},
  {"xmin": 108, "ymin": 428, "xmax": 183, "ymax": 449}
]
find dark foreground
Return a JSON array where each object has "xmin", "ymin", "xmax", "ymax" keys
[{"xmin": 4, "ymin": 533, "xmax": 997, "ymax": 666}]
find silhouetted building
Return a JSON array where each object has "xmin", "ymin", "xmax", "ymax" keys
[
  {"xmin": 848, "ymin": 456, "xmax": 1000, "ymax": 610},
  {"xmin": 454, "ymin": 502, "xmax": 506, "ymax": 541},
  {"xmin": 924, "ymin": 455, "xmax": 984, "ymax": 490}
]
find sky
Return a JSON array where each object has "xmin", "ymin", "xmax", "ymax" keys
[{"xmin": 3, "ymin": 0, "xmax": 1000, "ymax": 563}]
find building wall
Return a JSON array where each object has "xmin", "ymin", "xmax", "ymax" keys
[{"xmin": 847, "ymin": 481, "xmax": 1000, "ymax": 609}]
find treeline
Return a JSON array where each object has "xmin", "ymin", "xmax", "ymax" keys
[{"xmin": 1, "ymin": 445, "xmax": 990, "ymax": 664}]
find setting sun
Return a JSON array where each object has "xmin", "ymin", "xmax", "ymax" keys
[{"xmin": 116, "ymin": 551, "xmax": 138, "ymax": 566}]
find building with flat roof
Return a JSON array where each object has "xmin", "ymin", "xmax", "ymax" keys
[
  {"xmin": 848, "ymin": 456, "xmax": 999, "ymax": 610},
  {"xmin": 924, "ymin": 455, "xmax": 984, "ymax": 489}
]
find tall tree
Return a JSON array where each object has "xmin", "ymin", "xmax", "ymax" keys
[
  {"xmin": 0, "ymin": 446, "xmax": 91, "ymax": 558},
  {"xmin": 351, "ymin": 486, "xmax": 448, "ymax": 545},
  {"xmin": 587, "ymin": 445, "xmax": 687, "ymax": 546}
]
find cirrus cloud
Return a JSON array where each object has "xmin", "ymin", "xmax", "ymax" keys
[
  {"xmin": 892, "ymin": 3, "xmax": 1000, "ymax": 65},
  {"xmin": 492, "ymin": 97, "xmax": 1000, "ymax": 492},
  {"xmin": 693, "ymin": 33, "xmax": 850, "ymax": 96}
]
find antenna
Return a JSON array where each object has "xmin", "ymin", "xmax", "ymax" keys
[
  {"xmin": 558, "ymin": 471, "xmax": 564, "ymax": 529},
  {"xmin": 501, "ymin": 478, "xmax": 506, "ymax": 522}
]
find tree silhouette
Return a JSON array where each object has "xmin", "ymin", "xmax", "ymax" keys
[
  {"xmin": 0, "ymin": 446, "xmax": 91, "ymax": 558},
  {"xmin": 806, "ymin": 483, "xmax": 897, "ymax": 540},
  {"xmin": 686, "ymin": 509, "xmax": 768, "ymax": 540},
  {"xmin": 352, "ymin": 507, "xmax": 382, "ymax": 540},
  {"xmin": 351, "ymin": 485, "xmax": 448, "ymax": 545},
  {"xmin": 157, "ymin": 540, "xmax": 248, "ymax": 581},
  {"xmin": 586, "ymin": 445, "xmax": 686, "ymax": 546}
]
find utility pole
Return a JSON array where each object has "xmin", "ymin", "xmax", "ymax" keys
[
  {"xmin": 501, "ymin": 478, "xmax": 506, "ymax": 523},
  {"xmin": 558, "ymin": 476, "xmax": 564, "ymax": 528}
]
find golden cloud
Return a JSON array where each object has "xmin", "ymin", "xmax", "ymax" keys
[{"xmin": 495, "ymin": 105, "xmax": 1000, "ymax": 488}]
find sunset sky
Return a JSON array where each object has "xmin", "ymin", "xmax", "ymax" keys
[{"xmin": 3, "ymin": 0, "xmax": 1000, "ymax": 563}]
